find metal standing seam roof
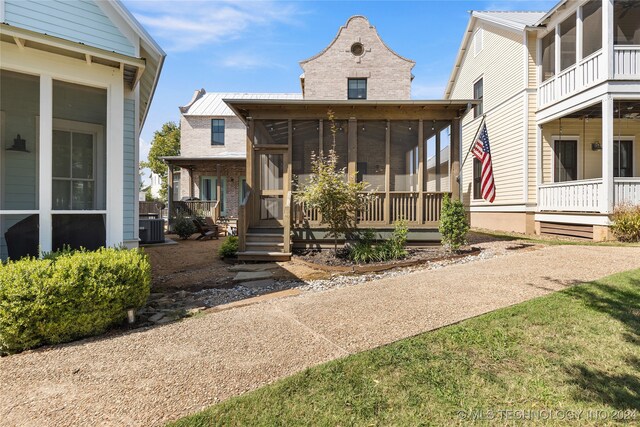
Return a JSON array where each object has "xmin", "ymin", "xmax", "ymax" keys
[
  {"xmin": 182, "ymin": 92, "xmax": 303, "ymax": 116},
  {"xmin": 473, "ymin": 11, "xmax": 547, "ymax": 29}
]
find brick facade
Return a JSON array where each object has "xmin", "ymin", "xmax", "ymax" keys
[
  {"xmin": 300, "ymin": 16, "xmax": 414, "ymax": 100},
  {"xmin": 180, "ymin": 115, "xmax": 246, "ymax": 157}
]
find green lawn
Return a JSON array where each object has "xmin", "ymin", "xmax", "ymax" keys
[
  {"xmin": 170, "ymin": 270, "xmax": 640, "ymax": 426},
  {"xmin": 472, "ymin": 228, "xmax": 640, "ymax": 247}
]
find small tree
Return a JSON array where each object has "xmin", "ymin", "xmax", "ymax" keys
[
  {"xmin": 295, "ymin": 110, "xmax": 375, "ymax": 252},
  {"xmin": 439, "ymin": 194, "xmax": 469, "ymax": 252},
  {"xmin": 140, "ymin": 122, "xmax": 180, "ymax": 201}
]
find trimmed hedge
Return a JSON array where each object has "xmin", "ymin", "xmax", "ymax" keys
[{"xmin": 0, "ymin": 248, "xmax": 151, "ymax": 355}]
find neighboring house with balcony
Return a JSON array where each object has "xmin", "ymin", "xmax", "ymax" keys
[
  {"xmin": 446, "ymin": 0, "xmax": 640, "ymax": 240},
  {"xmin": 0, "ymin": 0, "xmax": 165, "ymax": 260},
  {"xmin": 164, "ymin": 91, "xmax": 301, "ymax": 220}
]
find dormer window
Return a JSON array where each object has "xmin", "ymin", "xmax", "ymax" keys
[{"xmin": 348, "ymin": 78, "xmax": 367, "ymax": 100}]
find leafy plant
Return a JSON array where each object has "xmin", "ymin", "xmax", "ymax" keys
[
  {"xmin": 140, "ymin": 121, "xmax": 180, "ymax": 201},
  {"xmin": 611, "ymin": 204, "xmax": 640, "ymax": 242},
  {"xmin": 174, "ymin": 214, "xmax": 196, "ymax": 240},
  {"xmin": 439, "ymin": 194, "xmax": 469, "ymax": 252},
  {"xmin": 295, "ymin": 110, "xmax": 376, "ymax": 252},
  {"xmin": 348, "ymin": 221, "xmax": 408, "ymax": 264},
  {"xmin": 218, "ymin": 236, "xmax": 239, "ymax": 258},
  {"xmin": 0, "ymin": 247, "xmax": 151, "ymax": 354}
]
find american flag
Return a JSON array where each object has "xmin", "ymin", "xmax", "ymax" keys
[{"xmin": 471, "ymin": 123, "xmax": 496, "ymax": 203}]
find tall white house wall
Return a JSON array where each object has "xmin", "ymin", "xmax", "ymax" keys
[
  {"xmin": 450, "ymin": 21, "xmax": 526, "ymax": 206},
  {"xmin": 4, "ymin": 0, "xmax": 135, "ymax": 56}
]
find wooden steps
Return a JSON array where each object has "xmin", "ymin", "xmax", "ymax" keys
[{"xmin": 238, "ymin": 228, "xmax": 291, "ymax": 261}]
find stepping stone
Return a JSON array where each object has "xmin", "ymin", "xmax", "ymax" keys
[
  {"xmin": 232, "ymin": 271, "xmax": 273, "ymax": 282},
  {"xmin": 240, "ymin": 279, "xmax": 276, "ymax": 289},
  {"xmin": 228, "ymin": 263, "xmax": 280, "ymax": 272}
]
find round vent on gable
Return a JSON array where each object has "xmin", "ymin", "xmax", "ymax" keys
[{"xmin": 350, "ymin": 42, "xmax": 364, "ymax": 56}]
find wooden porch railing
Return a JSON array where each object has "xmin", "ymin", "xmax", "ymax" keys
[
  {"xmin": 538, "ymin": 179, "xmax": 602, "ymax": 212},
  {"xmin": 171, "ymin": 200, "xmax": 220, "ymax": 221},
  {"xmin": 614, "ymin": 46, "xmax": 640, "ymax": 79},
  {"xmin": 292, "ymin": 192, "xmax": 450, "ymax": 227},
  {"xmin": 614, "ymin": 178, "xmax": 640, "ymax": 206},
  {"xmin": 238, "ymin": 190, "xmax": 251, "ymax": 252}
]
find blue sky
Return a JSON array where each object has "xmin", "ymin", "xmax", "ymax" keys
[{"xmin": 124, "ymin": 0, "xmax": 557, "ymax": 178}]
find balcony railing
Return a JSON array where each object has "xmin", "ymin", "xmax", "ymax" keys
[
  {"xmin": 613, "ymin": 46, "xmax": 640, "ymax": 79},
  {"xmin": 538, "ymin": 50, "xmax": 603, "ymax": 108},
  {"xmin": 292, "ymin": 192, "xmax": 450, "ymax": 227},
  {"xmin": 538, "ymin": 178, "xmax": 640, "ymax": 212}
]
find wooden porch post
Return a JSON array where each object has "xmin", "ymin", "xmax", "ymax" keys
[
  {"xmin": 167, "ymin": 162, "xmax": 173, "ymax": 227},
  {"xmin": 385, "ymin": 119, "xmax": 391, "ymax": 224},
  {"xmin": 417, "ymin": 120, "xmax": 424, "ymax": 224},
  {"xmin": 188, "ymin": 166, "xmax": 194, "ymax": 198},
  {"xmin": 348, "ymin": 117, "xmax": 357, "ymax": 183},
  {"xmin": 216, "ymin": 163, "xmax": 221, "ymax": 216},
  {"xmin": 435, "ymin": 128, "xmax": 441, "ymax": 192},
  {"xmin": 318, "ymin": 119, "xmax": 323, "ymax": 154},
  {"xmin": 283, "ymin": 119, "xmax": 292, "ymax": 253},
  {"xmin": 450, "ymin": 118, "xmax": 461, "ymax": 200}
]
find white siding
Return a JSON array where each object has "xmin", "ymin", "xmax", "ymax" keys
[
  {"xmin": 4, "ymin": 0, "xmax": 135, "ymax": 56},
  {"xmin": 123, "ymin": 99, "xmax": 136, "ymax": 241},
  {"xmin": 451, "ymin": 22, "xmax": 527, "ymax": 206}
]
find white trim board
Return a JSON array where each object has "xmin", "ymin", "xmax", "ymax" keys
[
  {"xmin": 535, "ymin": 212, "xmax": 611, "ymax": 226},
  {"xmin": 469, "ymin": 204, "xmax": 536, "ymax": 213}
]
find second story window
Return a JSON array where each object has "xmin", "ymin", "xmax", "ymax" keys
[
  {"xmin": 559, "ymin": 13, "xmax": 577, "ymax": 71},
  {"xmin": 473, "ymin": 78, "xmax": 483, "ymax": 118},
  {"xmin": 582, "ymin": 0, "xmax": 602, "ymax": 58},
  {"xmin": 211, "ymin": 119, "xmax": 224, "ymax": 145},
  {"xmin": 348, "ymin": 78, "xmax": 367, "ymax": 100}
]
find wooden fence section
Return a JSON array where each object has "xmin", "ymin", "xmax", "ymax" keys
[{"xmin": 292, "ymin": 192, "xmax": 450, "ymax": 227}]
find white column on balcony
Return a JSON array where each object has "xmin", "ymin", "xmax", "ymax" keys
[
  {"xmin": 536, "ymin": 123, "xmax": 543, "ymax": 206},
  {"xmin": 38, "ymin": 74, "xmax": 53, "ymax": 255},
  {"xmin": 601, "ymin": 96, "xmax": 614, "ymax": 213},
  {"xmin": 603, "ymin": 0, "xmax": 614, "ymax": 80},
  {"xmin": 555, "ymin": 24, "xmax": 561, "ymax": 95},
  {"xmin": 576, "ymin": 5, "xmax": 583, "ymax": 89}
]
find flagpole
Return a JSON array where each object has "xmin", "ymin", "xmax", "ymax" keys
[{"xmin": 459, "ymin": 114, "xmax": 486, "ymax": 175}]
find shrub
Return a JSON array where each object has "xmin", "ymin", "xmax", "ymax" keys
[
  {"xmin": 218, "ymin": 236, "xmax": 239, "ymax": 258},
  {"xmin": 439, "ymin": 194, "xmax": 469, "ymax": 252},
  {"xmin": 174, "ymin": 214, "xmax": 196, "ymax": 239},
  {"xmin": 348, "ymin": 221, "xmax": 408, "ymax": 264},
  {"xmin": 0, "ymin": 247, "xmax": 151, "ymax": 355},
  {"xmin": 611, "ymin": 204, "xmax": 640, "ymax": 242}
]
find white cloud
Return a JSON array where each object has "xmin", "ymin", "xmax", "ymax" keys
[{"xmin": 128, "ymin": 1, "xmax": 301, "ymax": 52}]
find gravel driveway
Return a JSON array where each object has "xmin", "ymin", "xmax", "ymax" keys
[{"xmin": 1, "ymin": 244, "xmax": 639, "ymax": 426}]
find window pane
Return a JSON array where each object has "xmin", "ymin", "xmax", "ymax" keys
[
  {"xmin": 72, "ymin": 181, "xmax": 94, "ymax": 210},
  {"xmin": 614, "ymin": 0, "xmax": 640, "ymax": 45},
  {"xmin": 424, "ymin": 121, "xmax": 452, "ymax": 192},
  {"xmin": 473, "ymin": 79, "xmax": 483, "ymax": 117},
  {"xmin": 473, "ymin": 158, "xmax": 482, "ymax": 199},
  {"xmin": 260, "ymin": 154, "xmax": 283, "ymax": 190},
  {"xmin": 254, "ymin": 120, "xmax": 288, "ymax": 145},
  {"xmin": 0, "ymin": 70, "xmax": 40, "ymax": 210},
  {"xmin": 1, "ymin": 214, "xmax": 39, "ymax": 261},
  {"xmin": 582, "ymin": 1, "xmax": 602, "ymax": 57},
  {"xmin": 560, "ymin": 13, "xmax": 577, "ymax": 71},
  {"xmin": 53, "ymin": 180, "xmax": 71, "ymax": 210},
  {"xmin": 292, "ymin": 120, "xmax": 319, "ymax": 187},
  {"xmin": 212, "ymin": 119, "xmax": 225, "ymax": 145},
  {"xmin": 542, "ymin": 31, "xmax": 556, "ymax": 81},
  {"xmin": 72, "ymin": 132, "xmax": 94, "ymax": 179},
  {"xmin": 357, "ymin": 121, "xmax": 386, "ymax": 190},
  {"xmin": 348, "ymin": 79, "xmax": 367, "ymax": 99},
  {"xmin": 53, "ymin": 130, "xmax": 71, "ymax": 178}
]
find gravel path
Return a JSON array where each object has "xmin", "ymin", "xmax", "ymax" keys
[{"xmin": 1, "ymin": 244, "xmax": 638, "ymax": 426}]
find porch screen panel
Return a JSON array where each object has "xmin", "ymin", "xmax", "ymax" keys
[
  {"xmin": 0, "ymin": 214, "xmax": 39, "ymax": 261},
  {"xmin": 614, "ymin": 0, "xmax": 640, "ymax": 45},
  {"xmin": 424, "ymin": 121, "xmax": 451, "ymax": 192},
  {"xmin": 582, "ymin": 1, "xmax": 602, "ymax": 58},
  {"xmin": 52, "ymin": 80, "xmax": 107, "ymax": 251},
  {"xmin": 541, "ymin": 31, "xmax": 556, "ymax": 81},
  {"xmin": 0, "ymin": 70, "xmax": 40, "ymax": 211},
  {"xmin": 292, "ymin": 120, "xmax": 319, "ymax": 188},
  {"xmin": 390, "ymin": 121, "xmax": 419, "ymax": 191},
  {"xmin": 560, "ymin": 13, "xmax": 577, "ymax": 71},
  {"xmin": 357, "ymin": 120, "xmax": 386, "ymax": 190},
  {"xmin": 323, "ymin": 119, "xmax": 348, "ymax": 179},
  {"xmin": 254, "ymin": 119, "xmax": 288, "ymax": 145},
  {"xmin": 554, "ymin": 140, "xmax": 578, "ymax": 182}
]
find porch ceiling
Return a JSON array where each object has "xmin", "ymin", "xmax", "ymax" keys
[{"xmin": 224, "ymin": 99, "xmax": 478, "ymax": 124}]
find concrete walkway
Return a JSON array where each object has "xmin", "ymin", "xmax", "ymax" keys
[{"xmin": 1, "ymin": 245, "xmax": 639, "ymax": 426}]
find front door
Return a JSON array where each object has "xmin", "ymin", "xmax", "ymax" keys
[{"xmin": 255, "ymin": 151, "xmax": 286, "ymax": 227}]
